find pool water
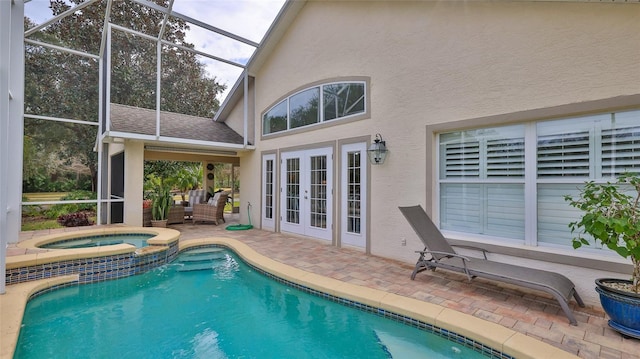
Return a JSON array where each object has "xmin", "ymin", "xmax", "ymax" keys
[
  {"xmin": 15, "ymin": 249, "xmax": 489, "ymax": 358},
  {"xmin": 40, "ymin": 234, "xmax": 154, "ymax": 249}
]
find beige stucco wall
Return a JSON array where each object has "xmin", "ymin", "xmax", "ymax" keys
[
  {"xmin": 236, "ymin": 0, "xmax": 640, "ymax": 290},
  {"xmin": 123, "ymin": 141, "xmax": 144, "ymax": 226},
  {"xmin": 224, "ymin": 77, "xmax": 256, "ymax": 147}
]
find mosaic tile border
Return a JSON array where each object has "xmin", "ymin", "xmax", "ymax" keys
[{"xmin": 183, "ymin": 244, "xmax": 515, "ymax": 359}]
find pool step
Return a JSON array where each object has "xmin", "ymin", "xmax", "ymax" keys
[
  {"xmin": 177, "ymin": 248, "xmax": 227, "ymax": 272},
  {"xmin": 374, "ymin": 330, "xmax": 454, "ymax": 358},
  {"xmin": 183, "ymin": 248, "xmax": 224, "ymax": 255},
  {"xmin": 177, "ymin": 263, "xmax": 216, "ymax": 272},
  {"xmin": 178, "ymin": 253, "xmax": 225, "ymax": 263}
]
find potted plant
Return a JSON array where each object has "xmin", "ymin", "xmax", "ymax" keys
[
  {"xmin": 565, "ymin": 173, "xmax": 640, "ymax": 338},
  {"xmin": 150, "ymin": 182, "xmax": 173, "ymax": 228}
]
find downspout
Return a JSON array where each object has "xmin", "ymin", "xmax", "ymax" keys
[
  {"xmin": 240, "ymin": 69, "xmax": 249, "ymax": 220},
  {"xmin": 243, "ymin": 69, "xmax": 248, "ymax": 149}
]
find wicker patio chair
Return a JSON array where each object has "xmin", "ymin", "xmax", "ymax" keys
[
  {"xmin": 167, "ymin": 205, "xmax": 185, "ymax": 224},
  {"xmin": 184, "ymin": 189, "xmax": 207, "ymax": 218},
  {"xmin": 193, "ymin": 192, "xmax": 228, "ymax": 225}
]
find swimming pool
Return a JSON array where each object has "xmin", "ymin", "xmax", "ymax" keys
[
  {"xmin": 39, "ymin": 233, "xmax": 154, "ymax": 249},
  {"xmin": 14, "ymin": 248, "xmax": 490, "ymax": 358}
]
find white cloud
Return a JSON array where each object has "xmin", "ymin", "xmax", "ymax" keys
[
  {"xmin": 174, "ymin": 0, "xmax": 285, "ymax": 43},
  {"xmin": 174, "ymin": 0, "xmax": 286, "ymax": 101}
]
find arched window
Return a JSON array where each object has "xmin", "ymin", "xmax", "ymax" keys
[{"xmin": 262, "ymin": 81, "xmax": 366, "ymax": 135}]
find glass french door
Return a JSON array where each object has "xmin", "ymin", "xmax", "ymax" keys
[
  {"xmin": 280, "ymin": 148, "xmax": 333, "ymax": 241},
  {"xmin": 262, "ymin": 154, "xmax": 276, "ymax": 230},
  {"xmin": 340, "ymin": 143, "xmax": 367, "ymax": 248}
]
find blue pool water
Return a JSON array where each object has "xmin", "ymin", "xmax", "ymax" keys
[
  {"xmin": 15, "ymin": 249, "xmax": 490, "ymax": 358},
  {"xmin": 40, "ymin": 233, "xmax": 154, "ymax": 249}
]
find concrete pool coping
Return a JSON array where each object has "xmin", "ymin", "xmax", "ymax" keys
[
  {"xmin": 1, "ymin": 236, "xmax": 579, "ymax": 359},
  {"xmin": 9, "ymin": 227, "xmax": 180, "ymax": 270}
]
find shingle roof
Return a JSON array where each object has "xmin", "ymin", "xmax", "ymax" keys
[{"xmin": 109, "ymin": 103, "xmax": 244, "ymax": 145}]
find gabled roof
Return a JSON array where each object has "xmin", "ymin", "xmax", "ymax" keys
[
  {"xmin": 214, "ymin": 0, "xmax": 307, "ymax": 122},
  {"xmin": 109, "ymin": 103, "xmax": 244, "ymax": 145}
]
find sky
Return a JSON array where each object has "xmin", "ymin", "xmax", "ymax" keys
[{"xmin": 24, "ymin": 0, "xmax": 286, "ymax": 102}]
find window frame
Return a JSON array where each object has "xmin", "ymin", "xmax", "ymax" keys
[
  {"xmin": 435, "ymin": 108, "xmax": 640, "ymax": 254},
  {"xmin": 261, "ymin": 77, "xmax": 370, "ymax": 138},
  {"xmin": 438, "ymin": 125, "xmax": 527, "ymax": 243}
]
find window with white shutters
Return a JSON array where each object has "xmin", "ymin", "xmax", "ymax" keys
[
  {"xmin": 438, "ymin": 109, "xmax": 640, "ymax": 248},
  {"xmin": 439, "ymin": 125, "xmax": 525, "ymax": 240}
]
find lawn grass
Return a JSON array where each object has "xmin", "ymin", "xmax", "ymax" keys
[
  {"xmin": 23, "ymin": 192, "xmax": 69, "ymax": 202},
  {"xmin": 21, "ymin": 218, "xmax": 62, "ymax": 231},
  {"xmin": 22, "ymin": 214, "xmax": 97, "ymax": 231}
]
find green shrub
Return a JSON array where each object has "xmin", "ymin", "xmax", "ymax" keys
[
  {"xmin": 45, "ymin": 190, "xmax": 96, "ymax": 219},
  {"xmin": 57, "ymin": 212, "xmax": 94, "ymax": 227},
  {"xmin": 23, "ymin": 171, "xmax": 93, "ymax": 193}
]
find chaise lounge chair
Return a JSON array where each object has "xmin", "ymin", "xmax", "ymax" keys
[{"xmin": 399, "ymin": 205, "xmax": 585, "ymax": 325}]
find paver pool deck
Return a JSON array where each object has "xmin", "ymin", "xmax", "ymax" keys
[{"xmin": 6, "ymin": 217, "xmax": 640, "ymax": 359}]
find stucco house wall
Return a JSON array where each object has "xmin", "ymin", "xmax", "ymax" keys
[
  {"xmin": 230, "ymin": 0, "xmax": 640, "ymax": 303},
  {"xmin": 222, "ymin": 77, "xmax": 256, "ymax": 147}
]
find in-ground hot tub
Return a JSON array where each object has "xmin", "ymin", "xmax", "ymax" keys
[
  {"xmin": 8, "ymin": 227, "xmax": 182, "ymax": 286},
  {"xmin": 39, "ymin": 233, "xmax": 155, "ymax": 249},
  {"xmin": 18, "ymin": 227, "xmax": 179, "ymax": 251}
]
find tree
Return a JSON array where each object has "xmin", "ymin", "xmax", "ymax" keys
[
  {"xmin": 46, "ymin": 0, "xmax": 226, "ymax": 117},
  {"xmin": 23, "ymin": 17, "xmax": 97, "ymax": 191},
  {"xmin": 23, "ymin": 0, "xmax": 226, "ymax": 192},
  {"xmin": 173, "ymin": 163, "xmax": 202, "ymax": 203}
]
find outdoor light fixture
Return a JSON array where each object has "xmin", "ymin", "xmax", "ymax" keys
[{"xmin": 367, "ymin": 133, "xmax": 388, "ymax": 165}]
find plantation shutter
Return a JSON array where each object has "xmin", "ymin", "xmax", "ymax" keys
[
  {"xmin": 537, "ymin": 131, "xmax": 591, "ymax": 178},
  {"xmin": 439, "ymin": 127, "xmax": 525, "ymax": 240},
  {"xmin": 442, "ymin": 140, "xmax": 480, "ymax": 178},
  {"xmin": 486, "ymin": 138, "xmax": 524, "ymax": 177},
  {"xmin": 601, "ymin": 125, "xmax": 640, "ymax": 177},
  {"xmin": 536, "ymin": 116, "xmax": 603, "ymax": 245}
]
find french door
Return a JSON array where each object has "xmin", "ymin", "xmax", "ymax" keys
[
  {"xmin": 280, "ymin": 148, "xmax": 333, "ymax": 241},
  {"xmin": 340, "ymin": 143, "xmax": 367, "ymax": 248},
  {"xmin": 261, "ymin": 154, "xmax": 276, "ymax": 230}
]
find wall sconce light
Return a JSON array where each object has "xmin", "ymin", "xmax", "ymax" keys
[{"xmin": 367, "ymin": 133, "xmax": 388, "ymax": 165}]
